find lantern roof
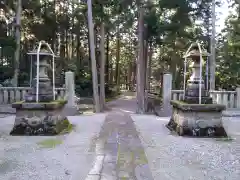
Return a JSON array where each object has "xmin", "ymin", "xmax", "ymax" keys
[
  {"xmin": 183, "ymin": 42, "xmax": 210, "ymax": 58},
  {"xmin": 27, "ymin": 41, "xmax": 59, "ymax": 57}
]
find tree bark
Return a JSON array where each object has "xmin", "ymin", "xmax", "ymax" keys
[
  {"xmin": 76, "ymin": 26, "xmax": 81, "ymax": 64},
  {"xmin": 105, "ymin": 33, "xmax": 109, "ymax": 84},
  {"xmin": 109, "ymin": 54, "xmax": 113, "ymax": 84},
  {"xmin": 100, "ymin": 22, "xmax": 105, "ymax": 111},
  {"xmin": 13, "ymin": 0, "xmax": 22, "ymax": 86},
  {"xmin": 136, "ymin": 7, "xmax": 145, "ymax": 113},
  {"xmin": 87, "ymin": 0, "xmax": 100, "ymax": 112},
  {"xmin": 115, "ymin": 27, "xmax": 120, "ymax": 91},
  {"xmin": 146, "ymin": 43, "xmax": 153, "ymax": 91}
]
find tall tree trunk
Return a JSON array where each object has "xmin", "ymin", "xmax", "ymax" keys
[
  {"xmin": 109, "ymin": 54, "xmax": 113, "ymax": 85},
  {"xmin": 127, "ymin": 30, "xmax": 133, "ymax": 90},
  {"xmin": 143, "ymin": 40, "xmax": 148, "ymax": 88},
  {"xmin": 142, "ymin": 37, "xmax": 148, "ymax": 112},
  {"xmin": 146, "ymin": 43, "xmax": 153, "ymax": 90},
  {"xmin": 170, "ymin": 53, "xmax": 177, "ymax": 89},
  {"xmin": 105, "ymin": 32, "xmax": 109, "ymax": 84},
  {"xmin": 131, "ymin": 53, "xmax": 137, "ymax": 90},
  {"xmin": 100, "ymin": 22, "xmax": 105, "ymax": 111},
  {"xmin": 136, "ymin": 7, "xmax": 145, "ymax": 113},
  {"xmin": 13, "ymin": 0, "xmax": 22, "ymax": 86},
  {"xmin": 128, "ymin": 62, "xmax": 132, "ymax": 90},
  {"xmin": 65, "ymin": 30, "xmax": 69, "ymax": 60},
  {"xmin": 71, "ymin": 1, "xmax": 75, "ymax": 59},
  {"xmin": 87, "ymin": 0, "xmax": 100, "ymax": 112},
  {"xmin": 115, "ymin": 28, "xmax": 120, "ymax": 91},
  {"xmin": 76, "ymin": 26, "xmax": 81, "ymax": 64},
  {"xmin": 87, "ymin": 30, "xmax": 91, "ymax": 68},
  {"xmin": 210, "ymin": 0, "xmax": 216, "ymax": 90}
]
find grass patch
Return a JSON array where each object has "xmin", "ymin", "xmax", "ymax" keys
[
  {"xmin": 117, "ymin": 144, "xmax": 148, "ymax": 169},
  {"xmin": 14, "ymin": 101, "xmax": 24, "ymax": 104},
  {"xmin": 59, "ymin": 123, "xmax": 75, "ymax": 135},
  {"xmin": 37, "ymin": 138, "xmax": 63, "ymax": 148},
  {"xmin": 82, "ymin": 111, "xmax": 95, "ymax": 115},
  {"xmin": 134, "ymin": 149, "xmax": 148, "ymax": 165},
  {"xmin": 215, "ymin": 136, "xmax": 234, "ymax": 142},
  {"xmin": 56, "ymin": 119, "xmax": 75, "ymax": 134},
  {"xmin": 13, "ymin": 99, "xmax": 67, "ymax": 105}
]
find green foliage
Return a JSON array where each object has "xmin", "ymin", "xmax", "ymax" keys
[
  {"xmin": 0, "ymin": 0, "xmax": 233, "ymax": 92},
  {"xmin": 37, "ymin": 138, "xmax": 63, "ymax": 148},
  {"xmin": 55, "ymin": 119, "xmax": 73, "ymax": 134},
  {"xmin": 216, "ymin": 10, "xmax": 240, "ymax": 89},
  {"xmin": 0, "ymin": 37, "xmax": 16, "ymax": 48},
  {"xmin": 75, "ymin": 68, "xmax": 93, "ymax": 97}
]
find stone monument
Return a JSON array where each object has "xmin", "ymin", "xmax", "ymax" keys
[
  {"xmin": 166, "ymin": 42, "xmax": 227, "ymax": 137},
  {"xmin": 10, "ymin": 41, "xmax": 71, "ymax": 135}
]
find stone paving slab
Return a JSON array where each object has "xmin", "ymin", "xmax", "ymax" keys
[
  {"xmin": 86, "ymin": 110, "xmax": 154, "ymax": 179},
  {"xmin": 132, "ymin": 115, "xmax": 240, "ymax": 180},
  {"xmin": 0, "ymin": 114, "xmax": 106, "ymax": 180}
]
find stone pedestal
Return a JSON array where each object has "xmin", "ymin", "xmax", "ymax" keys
[
  {"xmin": 10, "ymin": 100, "xmax": 71, "ymax": 136},
  {"xmin": 162, "ymin": 73, "xmax": 172, "ymax": 116},
  {"xmin": 166, "ymin": 100, "xmax": 227, "ymax": 137},
  {"xmin": 64, "ymin": 71, "xmax": 79, "ymax": 115}
]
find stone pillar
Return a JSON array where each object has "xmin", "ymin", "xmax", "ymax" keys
[
  {"xmin": 236, "ymin": 87, "xmax": 240, "ymax": 108},
  {"xmin": 65, "ymin": 71, "xmax": 75, "ymax": 107},
  {"xmin": 162, "ymin": 73, "xmax": 172, "ymax": 116}
]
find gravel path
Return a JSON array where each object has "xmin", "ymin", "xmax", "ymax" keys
[
  {"xmin": 0, "ymin": 114, "xmax": 106, "ymax": 180},
  {"xmin": 132, "ymin": 115, "xmax": 240, "ymax": 180}
]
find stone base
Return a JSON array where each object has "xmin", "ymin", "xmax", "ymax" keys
[
  {"xmin": 63, "ymin": 106, "xmax": 80, "ymax": 116},
  {"xmin": 166, "ymin": 100, "xmax": 227, "ymax": 137},
  {"xmin": 184, "ymin": 96, "xmax": 213, "ymax": 104},
  {"xmin": 10, "ymin": 100, "xmax": 71, "ymax": 136}
]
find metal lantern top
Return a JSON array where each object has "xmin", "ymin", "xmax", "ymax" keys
[
  {"xmin": 182, "ymin": 42, "xmax": 211, "ymax": 105},
  {"xmin": 27, "ymin": 48, "xmax": 52, "ymax": 56},
  {"xmin": 27, "ymin": 41, "xmax": 59, "ymax": 57},
  {"xmin": 183, "ymin": 43, "xmax": 210, "ymax": 59}
]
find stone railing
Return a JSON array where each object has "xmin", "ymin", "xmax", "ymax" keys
[
  {"xmin": 0, "ymin": 87, "xmax": 66, "ymax": 104},
  {"xmin": 171, "ymin": 90, "xmax": 184, "ymax": 101},
  {"xmin": 171, "ymin": 89, "xmax": 238, "ymax": 109}
]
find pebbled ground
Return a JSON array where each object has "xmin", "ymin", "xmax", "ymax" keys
[
  {"xmin": 0, "ymin": 114, "xmax": 106, "ymax": 180},
  {"xmin": 132, "ymin": 115, "xmax": 240, "ymax": 180}
]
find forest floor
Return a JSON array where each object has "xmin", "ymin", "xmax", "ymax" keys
[{"xmin": 0, "ymin": 92, "xmax": 240, "ymax": 179}]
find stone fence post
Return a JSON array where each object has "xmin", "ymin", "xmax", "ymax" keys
[
  {"xmin": 162, "ymin": 73, "xmax": 172, "ymax": 116},
  {"xmin": 65, "ymin": 71, "xmax": 75, "ymax": 106},
  {"xmin": 236, "ymin": 87, "xmax": 240, "ymax": 108}
]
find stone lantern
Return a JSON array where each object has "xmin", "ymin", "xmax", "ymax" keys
[
  {"xmin": 184, "ymin": 43, "xmax": 212, "ymax": 104},
  {"xmin": 25, "ymin": 48, "xmax": 54, "ymax": 102},
  {"xmin": 167, "ymin": 42, "xmax": 227, "ymax": 137},
  {"xmin": 10, "ymin": 41, "xmax": 71, "ymax": 136}
]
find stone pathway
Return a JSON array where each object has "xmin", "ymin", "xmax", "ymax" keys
[{"xmin": 86, "ymin": 110, "xmax": 153, "ymax": 179}]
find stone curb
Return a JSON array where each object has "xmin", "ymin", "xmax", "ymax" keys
[{"xmin": 222, "ymin": 113, "xmax": 240, "ymax": 117}]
